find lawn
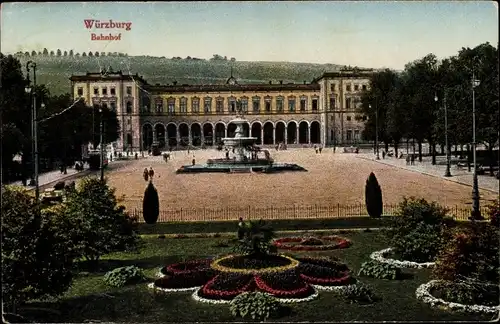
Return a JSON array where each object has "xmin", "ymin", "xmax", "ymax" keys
[{"xmin": 20, "ymin": 230, "xmax": 491, "ymax": 322}]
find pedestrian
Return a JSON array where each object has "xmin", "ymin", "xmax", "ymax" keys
[
  {"xmin": 382, "ymin": 150, "xmax": 386, "ymax": 159},
  {"xmin": 410, "ymin": 154, "xmax": 415, "ymax": 165},
  {"xmin": 148, "ymin": 167, "xmax": 155, "ymax": 180},
  {"xmin": 237, "ymin": 217, "xmax": 245, "ymax": 240},
  {"xmin": 225, "ymin": 150, "xmax": 229, "ymax": 159},
  {"xmin": 319, "ymin": 146, "xmax": 323, "ymax": 154},
  {"xmin": 192, "ymin": 158, "xmax": 196, "ymax": 166},
  {"xmin": 406, "ymin": 155, "xmax": 410, "ymax": 165},
  {"xmin": 143, "ymin": 168, "xmax": 149, "ymax": 182},
  {"xmin": 135, "ymin": 152, "xmax": 138, "ymax": 160}
]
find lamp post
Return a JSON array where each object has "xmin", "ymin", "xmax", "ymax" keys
[
  {"xmin": 435, "ymin": 92, "xmax": 451, "ymax": 177},
  {"xmin": 25, "ymin": 61, "xmax": 39, "ymax": 201},
  {"xmin": 470, "ymin": 73, "xmax": 482, "ymax": 220},
  {"xmin": 99, "ymin": 106, "xmax": 104, "ymax": 181},
  {"xmin": 370, "ymin": 103, "xmax": 380, "ymax": 160}
]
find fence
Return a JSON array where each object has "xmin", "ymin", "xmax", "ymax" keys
[{"xmin": 130, "ymin": 204, "xmax": 488, "ymax": 223}]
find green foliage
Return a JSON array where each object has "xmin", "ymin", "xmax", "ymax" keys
[
  {"xmin": 387, "ymin": 197, "xmax": 451, "ymax": 263},
  {"xmin": 339, "ymin": 283, "xmax": 377, "ymax": 304},
  {"xmin": 486, "ymin": 200, "xmax": 499, "ymax": 227},
  {"xmin": 301, "ymin": 237, "xmax": 323, "ymax": 245},
  {"xmin": 142, "ymin": 182, "xmax": 159, "ymax": 224},
  {"xmin": 365, "ymin": 172, "xmax": 383, "ymax": 218},
  {"xmin": 358, "ymin": 260, "xmax": 401, "ymax": 280},
  {"xmin": 103, "ymin": 266, "xmax": 146, "ymax": 288},
  {"xmin": 433, "ymin": 222, "xmax": 499, "ymax": 283},
  {"xmin": 230, "ymin": 292, "xmax": 281, "ymax": 321},
  {"xmin": 1, "ymin": 186, "xmax": 78, "ymax": 310},
  {"xmin": 434, "ymin": 280, "xmax": 499, "ymax": 307},
  {"xmin": 62, "ymin": 177, "xmax": 141, "ymax": 267},
  {"xmin": 234, "ymin": 219, "xmax": 275, "ymax": 256}
]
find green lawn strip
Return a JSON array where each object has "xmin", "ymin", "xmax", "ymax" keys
[
  {"xmin": 21, "ymin": 233, "xmax": 489, "ymax": 322},
  {"xmin": 137, "ymin": 216, "xmax": 392, "ymax": 234}
]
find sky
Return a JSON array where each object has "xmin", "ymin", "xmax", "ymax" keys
[{"xmin": 1, "ymin": 1, "xmax": 498, "ymax": 69}]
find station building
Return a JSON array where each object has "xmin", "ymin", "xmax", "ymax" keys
[{"xmin": 70, "ymin": 67, "xmax": 372, "ymax": 152}]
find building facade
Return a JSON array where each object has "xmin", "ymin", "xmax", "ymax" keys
[{"xmin": 70, "ymin": 68, "xmax": 372, "ymax": 151}]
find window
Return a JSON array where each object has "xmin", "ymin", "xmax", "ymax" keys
[
  {"xmin": 102, "ymin": 87, "xmax": 107, "ymax": 95},
  {"xmin": 276, "ymin": 96, "xmax": 284, "ymax": 112},
  {"xmin": 180, "ymin": 97, "xmax": 187, "ymax": 113},
  {"xmin": 168, "ymin": 98, "xmax": 175, "ymax": 114},
  {"xmin": 330, "ymin": 84, "xmax": 335, "ymax": 92},
  {"xmin": 125, "ymin": 101, "xmax": 132, "ymax": 114},
  {"xmin": 312, "ymin": 98, "xmax": 318, "ymax": 111},
  {"xmin": 346, "ymin": 85, "xmax": 351, "ymax": 92},
  {"xmin": 77, "ymin": 87, "xmax": 83, "ymax": 96},
  {"xmin": 155, "ymin": 99, "xmax": 163, "ymax": 113},
  {"xmin": 252, "ymin": 97, "xmax": 260, "ymax": 112},
  {"xmin": 127, "ymin": 119, "xmax": 131, "ymax": 125},
  {"xmin": 229, "ymin": 97, "xmax": 236, "ymax": 112},
  {"xmin": 127, "ymin": 133, "xmax": 133, "ymax": 146},
  {"xmin": 102, "ymin": 103, "xmax": 108, "ymax": 110},
  {"xmin": 216, "ymin": 98, "xmax": 224, "ymax": 113},
  {"xmin": 265, "ymin": 97, "xmax": 271, "ymax": 112},
  {"xmin": 354, "ymin": 130, "xmax": 360, "ymax": 140},
  {"xmin": 362, "ymin": 115, "xmax": 367, "ymax": 121},
  {"xmin": 354, "ymin": 84, "xmax": 359, "ymax": 91},
  {"xmin": 110, "ymin": 87, "xmax": 116, "ymax": 95},
  {"xmin": 329, "ymin": 97, "xmax": 336, "ymax": 111},
  {"xmin": 362, "ymin": 85, "xmax": 367, "ymax": 91},
  {"xmin": 330, "ymin": 130, "xmax": 334, "ymax": 140},
  {"xmin": 204, "ymin": 97, "xmax": 212, "ymax": 113},
  {"xmin": 346, "ymin": 98, "xmax": 351, "ymax": 110},
  {"xmin": 192, "ymin": 97, "xmax": 200, "ymax": 113},
  {"xmin": 241, "ymin": 97, "xmax": 248, "ymax": 112},
  {"xmin": 143, "ymin": 105, "xmax": 151, "ymax": 113},
  {"xmin": 126, "ymin": 86, "xmax": 132, "ymax": 96},
  {"xmin": 346, "ymin": 116, "xmax": 351, "ymax": 121},
  {"xmin": 93, "ymin": 87, "xmax": 98, "ymax": 95},
  {"xmin": 346, "ymin": 130, "xmax": 353, "ymax": 141},
  {"xmin": 110, "ymin": 101, "xmax": 116, "ymax": 112},
  {"xmin": 300, "ymin": 97, "xmax": 307, "ymax": 111},
  {"xmin": 288, "ymin": 97, "xmax": 296, "ymax": 112}
]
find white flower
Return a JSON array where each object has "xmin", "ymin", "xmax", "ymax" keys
[
  {"xmin": 191, "ymin": 287, "xmax": 232, "ymax": 304},
  {"xmin": 156, "ymin": 269, "xmax": 166, "ymax": 278},
  {"xmin": 415, "ymin": 280, "xmax": 500, "ymax": 315},
  {"xmin": 266, "ymin": 288, "xmax": 319, "ymax": 303},
  {"xmin": 370, "ymin": 248, "xmax": 436, "ymax": 269},
  {"xmin": 312, "ymin": 284, "xmax": 358, "ymax": 292},
  {"xmin": 191, "ymin": 287, "xmax": 319, "ymax": 304},
  {"xmin": 147, "ymin": 282, "xmax": 201, "ymax": 293}
]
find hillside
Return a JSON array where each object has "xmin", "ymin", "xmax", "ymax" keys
[{"xmin": 14, "ymin": 55, "xmax": 349, "ymax": 95}]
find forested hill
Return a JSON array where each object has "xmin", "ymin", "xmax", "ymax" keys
[{"xmin": 13, "ymin": 54, "xmax": 353, "ymax": 95}]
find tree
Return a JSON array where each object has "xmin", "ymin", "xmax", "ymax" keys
[
  {"xmin": 365, "ymin": 172, "xmax": 383, "ymax": 218},
  {"xmin": 142, "ymin": 182, "xmax": 159, "ymax": 224},
  {"xmin": 56, "ymin": 49, "xmax": 62, "ymax": 56},
  {"xmin": 100, "ymin": 52, "xmax": 106, "ymax": 57},
  {"xmin": 82, "ymin": 52, "xmax": 87, "ymax": 57},
  {"xmin": 69, "ymin": 49, "xmax": 74, "ymax": 56},
  {"xmin": 95, "ymin": 51, "xmax": 99, "ymax": 57},
  {"xmin": 42, "ymin": 48, "xmax": 48, "ymax": 56},
  {"xmin": 63, "ymin": 50, "xmax": 68, "ymax": 56},
  {"xmin": 37, "ymin": 51, "xmax": 42, "ymax": 55},
  {"xmin": 62, "ymin": 177, "xmax": 141, "ymax": 269},
  {"xmin": 236, "ymin": 219, "xmax": 275, "ymax": 256},
  {"xmin": 24, "ymin": 51, "xmax": 30, "ymax": 56},
  {"xmin": 49, "ymin": 50, "xmax": 55, "ymax": 56},
  {"xmin": 75, "ymin": 52, "xmax": 80, "ymax": 57},
  {"xmin": 1, "ymin": 186, "xmax": 78, "ymax": 311},
  {"xmin": 88, "ymin": 51, "xmax": 93, "ymax": 57},
  {"xmin": 31, "ymin": 50, "xmax": 37, "ymax": 56},
  {"xmin": 90, "ymin": 104, "xmax": 121, "ymax": 148}
]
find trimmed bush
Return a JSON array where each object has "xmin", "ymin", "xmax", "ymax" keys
[
  {"xmin": 230, "ymin": 292, "xmax": 281, "ymax": 321},
  {"xmin": 54, "ymin": 181, "xmax": 65, "ymax": 190},
  {"xmin": 432, "ymin": 280, "xmax": 499, "ymax": 307},
  {"xmin": 365, "ymin": 172, "xmax": 383, "ymax": 218},
  {"xmin": 339, "ymin": 283, "xmax": 377, "ymax": 304},
  {"xmin": 104, "ymin": 266, "xmax": 146, "ymax": 288},
  {"xmin": 486, "ymin": 201, "xmax": 499, "ymax": 227},
  {"xmin": 432, "ymin": 222, "xmax": 499, "ymax": 283},
  {"xmin": 142, "ymin": 182, "xmax": 159, "ymax": 224},
  {"xmin": 358, "ymin": 260, "xmax": 402, "ymax": 280},
  {"xmin": 387, "ymin": 197, "xmax": 451, "ymax": 263}
]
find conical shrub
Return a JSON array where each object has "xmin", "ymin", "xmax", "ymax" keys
[
  {"xmin": 142, "ymin": 182, "xmax": 159, "ymax": 224},
  {"xmin": 365, "ymin": 172, "xmax": 383, "ymax": 218}
]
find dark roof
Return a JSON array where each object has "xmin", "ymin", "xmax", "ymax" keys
[
  {"xmin": 70, "ymin": 71, "xmax": 148, "ymax": 84},
  {"xmin": 312, "ymin": 70, "xmax": 374, "ymax": 83},
  {"xmin": 144, "ymin": 83, "xmax": 320, "ymax": 93}
]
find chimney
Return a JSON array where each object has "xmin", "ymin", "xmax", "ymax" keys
[{"xmin": 279, "ymin": 80, "xmax": 283, "ymax": 85}]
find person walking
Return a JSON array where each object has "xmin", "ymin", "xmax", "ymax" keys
[
  {"xmin": 148, "ymin": 167, "xmax": 155, "ymax": 180},
  {"xmin": 237, "ymin": 217, "xmax": 245, "ymax": 240},
  {"xmin": 143, "ymin": 168, "xmax": 149, "ymax": 182},
  {"xmin": 382, "ymin": 150, "xmax": 386, "ymax": 159},
  {"xmin": 406, "ymin": 155, "xmax": 410, "ymax": 165},
  {"xmin": 410, "ymin": 154, "xmax": 415, "ymax": 165},
  {"xmin": 319, "ymin": 146, "xmax": 323, "ymax": 154}
]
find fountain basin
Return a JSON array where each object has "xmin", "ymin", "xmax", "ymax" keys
[{"xmin": 176, "ymin": 162, "xmax": 307, "ymax": 174}]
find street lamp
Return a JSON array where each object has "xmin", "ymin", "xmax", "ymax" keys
[
  {"xmin": 470, "ymin": 73, "xmax": 482, "ymax": 220},
  {"xmin": 435, "ymin": 93, "xmax": 451, "ymax": 177},
  {"xmin": 99, "ymin": 107, "xmax": 104, "ymax": 181},
  {"xmin": 370, "ymin": 103, "xmax": 380, "ymax": 160},
  {"xmin": 25, "ymin": 61, "xmax": 39, "ymax": 202}
]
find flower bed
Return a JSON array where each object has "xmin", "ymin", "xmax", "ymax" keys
[
  {"xmin": 154, "ymin": 269, "xmax": 217, "ymax": 290},
  {"xmin": 161, "ymin": 259, "xmax": 212, "ymax": 276},
  {"xmin": 273, "ymin": 236, "xmax": 352, "ymax": 251},
  {"xmin": 297, "ymin": 257, "xmax": 354, "ymax": 286},
  {"xmin": 211, "ymin": 254, "xmax": 299, "ymax": 274},
  {"xmin": 256, "ymin": 269, "xmax": 316, "ymax": 299},
  {"xmin": 198, "ymin": 273, "xmax": 254, "ymax": 301},
  {"xmin": 370, "ymin": 248, "xmax": 435, "ymax": 269},
  {"xmin": 416, "ymin": 280, "xmax": 500, "ymax": 315}
]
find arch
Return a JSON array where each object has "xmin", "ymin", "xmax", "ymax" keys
[
  {"xmin": 310, "ymin": 121, "xmax": 321, "ymax": 144},
  {"xmin": 203, "ymin": 123, "xmax": 214, "ymax": 146},
  {"xmin": 191, "ymin": 123, "xmax": 202, "ymax": 147},
  {"xmin": 287, "ymin": 121, "xmax": 298, "ymax": 144},
  {"xmin": 251, "ymin": 122, "xmax": 262, "ymax": 145},
  {"xmin": 298, "ymin": 121, "xmax": 309, "ymax": 144},
  {"xmin": 166, "ymin": 123, "xmax": 177, "ymax": 147},
  {"xmin": 275, "ymin": 121, "xmax": 286, "ymax": 144},
  {"xmin": 142, "ymin": 124, "xmax": 153, "ymax": 150},
  {"xmin": 263, "ymin": 122, "xmax": 274, "ymax": 145},
  {"xmin": 178, "ymin": 123, "xmax": 189, "ymax": 147},
  {"xmin": 154, "ymin": 123, "xmax": 166, "ymax": 149},
  {"xmin": 242, "ymin": 122, "xmax": 250, "ymax": 137},
  {"xmin": 227, "ymin": 122, "xmax": 237, "ymax": 138},
  {"xmin": 250, "ymin": 120, "xmax": 263, "ymax": 127},
  {"xmin": 214, "ymin": 122, "xmax": 226, "ymax": 145}
]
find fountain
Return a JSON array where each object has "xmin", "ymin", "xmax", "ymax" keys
[{"xmin": 176, "ymin": 101, "xmax": 306, "ymax": 174}]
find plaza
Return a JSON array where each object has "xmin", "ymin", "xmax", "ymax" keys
[{"xmin": 106, "ymin": 148, "xmax": 499, "ymax": 218}]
